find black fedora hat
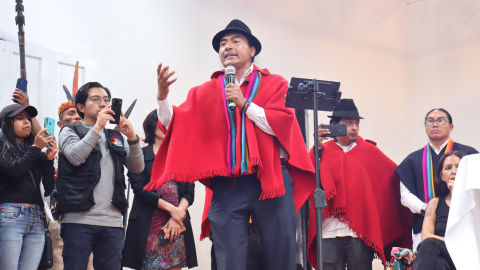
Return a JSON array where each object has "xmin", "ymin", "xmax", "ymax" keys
[
  {"xmin": 212, "ymin": 19, "xmax": 262, "ymax": 56},
  {"xmin": 0, "ymin": 103, "xmax": 38, "ymax": 125},
  {"xmin": 327, "ymin": 99, "xmax": 364, "ymax": 119}
]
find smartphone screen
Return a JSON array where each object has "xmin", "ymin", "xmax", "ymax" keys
[
  {"xmin": 110, "ymin": 98, "xmax": 122, "ymax": 125},
  {"xmin": 44, "ymin": 117, "xmax": 55, "ymax": 147}
]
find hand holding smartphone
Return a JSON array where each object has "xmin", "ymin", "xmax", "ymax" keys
[
  {"xmin": 110, "ymin": 98, "xmax": 122, "ymax": 125},
  {"xmin": 44, "ymin": 117, "xmax": 55, "ymax": 147},
  {"xmin": 320, "ymin": 124, "xmax": 347, "ymax": 138},
  {"xmin": 14, "ymin": 78, "xmax": 28, "ymax": 104},
  {"xmin": 15, "ymin": 78, "xmax": 28, "ymax": 93}
]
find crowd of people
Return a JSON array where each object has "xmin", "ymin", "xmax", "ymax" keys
[{"xmin": 1, "ymin": 19, "xmax": 479, "ymax": 270}]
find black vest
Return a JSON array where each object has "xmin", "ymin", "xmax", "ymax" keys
[{"xmin": 56, "ymin": 124, "xmax": 129, "ymax": 214}]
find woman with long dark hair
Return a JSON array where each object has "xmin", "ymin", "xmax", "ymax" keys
[
  {"xmin": 0, "ymin": 104, "xmax": 57, "ymax": 269},
  {"xmin": 413, "ymin": 150, "xmax": 466, "ymax": 270},
  {"xmin": 123, "ymin": 110, "xmax": 197, "ymax": 270}
]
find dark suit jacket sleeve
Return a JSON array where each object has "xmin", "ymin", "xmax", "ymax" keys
[
  {"xmin": 128, "ymin": 170, "xmax": 161, "ymax": 208},
  {"xmin": 183, "ymin": 182, "xmax": 195, "ymax": 206}
]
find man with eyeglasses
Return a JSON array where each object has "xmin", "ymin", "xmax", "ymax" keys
[
  {"xmin": 56, "ymin": 82, "xmax": 144, "ymax": 270},
  {"xmin": 395, "ymin": 108, "xmax": 478, "ymax": 251},
  {"xmin": 308, "ymin": 99, "xmax": 411, "ymax": 269},
  {"xmin": 45, "ymin": 90, "xmax": 91, "ymax": 270}
]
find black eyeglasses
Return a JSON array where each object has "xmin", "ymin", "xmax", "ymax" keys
[
  {"xmin": 89, "ymin": 96, "xmax": 110, "ymax": 105},
  {"xmin": 425, "ymin": 118, "xmax": 448, "ymax": 126}
]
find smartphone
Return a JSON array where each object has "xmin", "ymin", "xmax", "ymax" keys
[
  {"xmin": 110, "ymin": 98, "xmax": 122, "ymax": 125},
  {"xmin": 14, "ymin": 78, "xmax": 28, "ymax": 103},
  {"xmin": 44, "ymin": 117, "xmax": 55, "ymax": 147},
  {"xmin": 320, "ymin": 124, "xmax": 347, "ymax": 138}
]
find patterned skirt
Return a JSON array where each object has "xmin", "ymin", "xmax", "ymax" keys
[{"xmin": 142, "ymin": 181, "xmax": 187, "ymax": 270}]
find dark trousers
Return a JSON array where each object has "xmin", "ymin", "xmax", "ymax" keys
[
  {"xmin": 60, "ymin": 223, "xmax": 123, "ymax": 270},
  {"xmin": 246, "ymin": 233, "xmax": 268, "ymax": 270},
  {"xmin": 322, "ymin": 237, "xmax": 374, "ymax": 270},
  {"xmin": 208, "ymin": 167, "xmax": 296, "ymax": 270},
  {"xmin": 413, "ymin": 238, "xmax": 456, "ymax": 270},
  {"xmin": 211, "ymin": 233, "xmax": 268, "ymax": 270},
  {"xmin": 211, "ymin": 243, "xmax": 217, "ymax": 270}
]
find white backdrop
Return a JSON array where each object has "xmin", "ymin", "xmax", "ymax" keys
[{"xmin": 1, "ymin": 0, "xmax": 480, "ymax": 269}]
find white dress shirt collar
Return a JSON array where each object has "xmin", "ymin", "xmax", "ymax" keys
[
  {"xmin": 235, "ymin": 63, "xmax": 254, "ymax": 85},
  {"xmin": 429, "ymin": 138, "xmax": 450, "ymax": 155},
  {"xmin": 335, "ymin": 141, "xmax": 357, "ymax": 153}
]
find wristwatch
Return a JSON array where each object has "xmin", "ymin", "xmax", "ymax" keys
[
  {"xmin": 127, "ymin": 134, "xmax": 140, "ymax": 145},
  {"xmin": 420, "ymin": 204, "xmax": 428, "ymax": 216}
]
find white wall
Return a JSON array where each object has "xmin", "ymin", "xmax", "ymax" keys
[
  {"xmin": 406, "ymin": 0, "xmax": 480, "ymax": 154},
  {"xmin": 1, "ymin": 1, "xmax": 480, "ymax": 269},
  {"xmin": 0, "ymin": 40, "xmax": 91, "ymax": 138}
]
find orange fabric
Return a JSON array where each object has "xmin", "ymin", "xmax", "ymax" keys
[{"xmin": 72, "ymin": 61, "xmax": 79, "ymax": 96}]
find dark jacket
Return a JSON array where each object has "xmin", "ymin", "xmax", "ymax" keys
[
  {"xmin": 122, "ymin": 144, "xmax": 197, "ymax": 269},
  {"xmin": 56, "ymin": 124, "xmax": 129, "ymax": 214},
  {"xmin": 395, "ymin": 142, "xmax": 478, "ymax": 233},
  {"xmin": 0, "ymin": 140, "xmax": 55, "ymax": 205}
]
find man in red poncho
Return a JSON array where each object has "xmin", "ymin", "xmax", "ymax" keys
[
  {"xmin": 307, "ymin": 99, "xmax": 412, "ymax": 269},
  {"xmin": 149, "ymin": 19, "xmax": 316, "ymax": 270}
]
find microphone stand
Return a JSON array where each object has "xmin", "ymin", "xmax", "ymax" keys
[
  {"xmin": 285, "ymin": 77, "xmax": 341, "ymax": 270},
  {"xmin": 15, "ymin": 0, "xmax": 27, "ymax": 81},
  {"xmin": 312, "ymin": 79, "xmax": 327, "ymax": 270}
]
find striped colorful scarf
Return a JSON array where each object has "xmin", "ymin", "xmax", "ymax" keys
[
  {"xmin": 221, "ymin": 70, "xmax": 261, "ymax": 174},
  {"xmin": 422, "ymin": 138, "xmax": 454, "ymax": 203}
]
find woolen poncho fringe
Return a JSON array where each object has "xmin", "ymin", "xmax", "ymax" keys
[
  {"xmin": 307, "ymin": 137, "xmax": 412, "ymax": 267},
  {"xmin": 144, "ymin": 65, "xmax": 316, "ymax": 239}
]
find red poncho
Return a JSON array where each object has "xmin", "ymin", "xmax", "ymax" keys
[
  {"xmin": 307, "ymin": 137, "xmax": 412, "ymax": 267},
  {"xmin": 145, "ymin": 65, "xmax": 316, "ymax": 239}
]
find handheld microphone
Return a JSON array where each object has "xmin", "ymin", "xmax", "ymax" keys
[{"xmin": 225, "ymin": 65, "xmax": 236, "ymax": 111}]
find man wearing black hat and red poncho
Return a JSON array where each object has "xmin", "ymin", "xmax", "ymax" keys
[
  {"xmin": 148, "ymin": 19, "xmax": 316, "ymax": 270},
  {"xmin": 306, "ymin": 99, "xmax": 412, "ymax": 270}
]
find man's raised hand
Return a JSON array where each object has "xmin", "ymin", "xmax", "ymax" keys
[
  {"xmin": 115, "ymin": 111, "xmax": 136, "ymax": 141},
  {"xmin": 157, "ymin": 63, "xmax": 177, "ymax": 100},
  {"xmin": 92, "ymin": 105, "xmax": 115, "ymax": 134},
  {"xmin": 314, "ymin": 123, "xmax": 331, "ymax": 148}
]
